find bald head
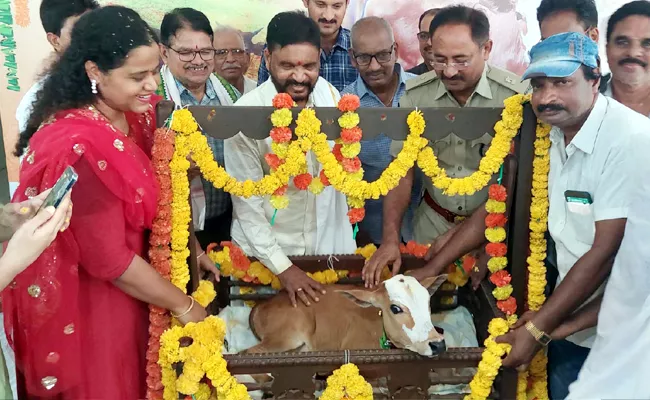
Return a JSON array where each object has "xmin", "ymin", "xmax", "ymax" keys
[
  {"xmin": 213, "ymin": 25, "xmax": 250, "ymax": 91},
  {"xmin": 350, "ymin": 16, "xmax": 394, "ymax": 48},
  {"xmin": 349, "ymin": 17, "xmax": 398, "ymax": 92}
]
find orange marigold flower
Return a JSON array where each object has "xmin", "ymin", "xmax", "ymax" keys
[
  {"xmin": 319, "ymin": 170, "xmax": 330, "ymax": 186},
  {"xmin": 341, "ymin": 126, "xmax": 362, "ymax": 144},
  {"xmin": 462, "ymin": 255, "xmax": 477, "ymax": 273},
  {"xmin": 399, "ymin": 243, "xmax": 408, "ymax": 253},
  {"xmin": 488, "ymin": 184, "xmax": 507, "ymax": 202},
  {"xmin": 497, "ymin": 297, "xmax": 517, "ymax": 315},
  {"xmin": 338, "ymin": 94, "xmax": 361, "ymax": 112},
  {"xmin": 485, "ymin": 213, "xmax": 508, "ymax": 228},
  {"xmin": 333, "ymin": 143, "xmax": 344, "ymax": 162},
  {"xmin": 348, "ymin": 207, "xmax": 365, "ymax": 224},
  {"xmin": 272, "ymin": 93, "xmax": 294, "ymax": 109},
  {"xmin": 206, "ymin": 243, "xmax": 219, "ymax": 253},
  {"xmin": 264, "ymin": 153, "xmax": 283, "ymax": 170},
  {"xmin": 341, "ymin": 157, "xmax": 361, "ymax": 172},
  {"xmin": 489, "ymin": 269, "xmax": 512, "ymax": 287},
  {"xmin": 486, "ymin": 242, "xmax": 508, "ymax": 257},
  {"xmin": 270, "ymin": 126, "xmax": 292, "ymax": 143},
  {"xmin": 274, "ymin": 184, "xmax": 288, "ymax": 196},
  {"xmin": 293, "ymin": 173, "xmax": 312, "ymax": 190},
  {"xmin": 242, "ymin": 274, "xmax": 255, "ymax": 283},
  {"xmin": 405, "ymin": 241, "xmax": 428, "ymax": 258},
  {"xmin": 222, "ymin": 242, "xmax": 251, "ymax": 271}
]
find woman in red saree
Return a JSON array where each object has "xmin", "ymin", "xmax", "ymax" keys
[{"xmin": 4, "ymin": 6, "xmax": 207, "ymax": 399}]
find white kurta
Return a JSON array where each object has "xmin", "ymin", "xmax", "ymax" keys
[{"xmin": 224, "ymin": 78, "xmax": 356, "ymax": 275}]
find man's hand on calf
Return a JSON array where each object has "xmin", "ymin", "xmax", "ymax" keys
[{"xmin": 278, "ymin": 265, "xmax": 326, "ymax": 307}]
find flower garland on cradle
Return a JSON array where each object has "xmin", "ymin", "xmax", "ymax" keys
[
  {"xmin": 337, "ymin": 94, "xmax": 366, "ymax": 228},
  {"xmin": 417, "ymin": 94, "xmax": 526, "ymax": 196},
  {"xmin": 464, "ymin": 119, "xmax": 552, "ymax": 400},
  {"xmin": 320, "ymin": 363, "xmax": 373, "ymax": 400}
]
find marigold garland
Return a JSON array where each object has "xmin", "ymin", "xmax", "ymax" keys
[
  {"xmin": 337, "ymin": 94, "xmax": 366, "ymax": 224},
  {"xmin": 418, "ymin": 94, "xmax": 526, "ymax": 196},
  {"xmin": 320, "ymin": 363, "xmax": 373, "ymax": 400}
]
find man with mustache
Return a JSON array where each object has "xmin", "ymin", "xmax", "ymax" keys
[
  {"xmin": 408, "ymin": 8, "xmax": 440, "ymax": 75},
  {"xmin": 213, "ymin": 26, "xmax": 257, "ymax": 98},
  {"xmin": 256, "ymin": 0, "xmax": 357, "ymax": 92},
  {"xmin": 601, "ymin": 1, "xmax": 650, "ymax": 117},
  {"xmin": 225, "ymin": 11, "xmax": 356, "ymax": 307},
  {"xmin": 495, "ymin": 32, "xmax": 650, "ymax": 399},
  {"xmin": 158, "ymin": 8, "xmax": 236, "ymax": 277},
  {"xmin": 363, "ymin": 5, "xmax": 527, "ymax": 288},
  {"xmin": 341, "ymin": 17, "xmax": 421, "ymax": 246}
]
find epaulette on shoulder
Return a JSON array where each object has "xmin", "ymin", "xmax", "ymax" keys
[
  {"xmin": 487, "ymin": 65, "xmax": 530, "ymax": 94},
  {"xmin": 405, "ymin": 70, "xmax": 439, "ymax": 91}
]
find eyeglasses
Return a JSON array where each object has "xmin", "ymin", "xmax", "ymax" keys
[
  {"xmin": 353, "ymin": 44, "xmax": 395, "ymax": 66},
  {"xmin": 168, "ymin": 47, "xmax": 215, "ymax": 62},
  {"xmin": 417, "ymin": 31, "xmax": 431, "ymax": 42},
  {"xmin": 430, "ymin": 61, "xmax": 471, "ymax": 71},
  {"xmin": 214, "ymin": 48, "xmax": 248, "ymax": 59}
]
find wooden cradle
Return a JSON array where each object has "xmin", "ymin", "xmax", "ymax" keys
[{"xmin": 156, "ymin": 101, "xmax": 538, "ymax": 399}]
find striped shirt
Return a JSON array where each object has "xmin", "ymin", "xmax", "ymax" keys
[{"xmin": 257, "ymin": 27, "xmax": 357, "ymax": 92}]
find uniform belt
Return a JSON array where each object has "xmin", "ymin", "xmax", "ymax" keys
[{"xmin": 423, "ymin": 191, "xmax": 461, "ymax": 224}]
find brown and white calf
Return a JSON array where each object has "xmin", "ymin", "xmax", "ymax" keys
[{"xmin": 246, "ymin": 274, "xmax": 448, "ymax": 357}]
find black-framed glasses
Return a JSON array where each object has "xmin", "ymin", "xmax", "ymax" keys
[
  {"xmin": 417, "ymin": 31, "xmax": 431, "ymax": 41},
  {"xmin": 353, "ymin": 44, "xmax": 395, "ymax": 66},
  {"xmin": 214, "ymin": 48, "xmax": 248, "ymax": 59},
  {"xmin": 168, "ymin": 46, "xmax": 215, "ymax": 62}
]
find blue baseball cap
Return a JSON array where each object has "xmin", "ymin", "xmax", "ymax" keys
[{"xmin": 522, "ymin": 32, "xmax": 599, "ymax": 80}]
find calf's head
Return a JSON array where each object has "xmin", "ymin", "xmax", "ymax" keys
[{"xmin": 339, "ymin": 274, "xmax": 448, "ymax": 357}]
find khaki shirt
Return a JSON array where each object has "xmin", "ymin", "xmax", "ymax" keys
[{"xmin": 391, "ymin": 65, "xmax": 528, "ymax": 217}]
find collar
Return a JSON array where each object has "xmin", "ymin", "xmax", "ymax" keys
[
  {"xmin": 332, "ymin": 27, "xmax": 351, "ymax": 52},
  {"xmin": 354, "ymin": 63, "xmax": 410, "ymax": 99},
  {"xmin": 434, "ymin": 65, "xmax": 493, "ymax": 102},
  {"xmin": 174, "ymin": 77, "xmax": 217, "ymax": 102},
  {"xmin": 551, "ymin": 94, "xmax": 608, "ymax": 155}
]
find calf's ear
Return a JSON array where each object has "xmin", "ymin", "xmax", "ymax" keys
[
  {"xmin": 419, "ymin": 274, "xmax": 448, "ymax": 297},
  {"xmin": 337, "ymin": 288, "xmax": 379, "ymax": 308}
]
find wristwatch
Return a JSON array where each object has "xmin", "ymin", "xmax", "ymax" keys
[{"xmin": 525, "ymin": 321, "xmax": 552, "ymax": 346}]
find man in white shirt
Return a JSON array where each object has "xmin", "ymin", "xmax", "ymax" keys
[
  {"xmin": 212, "ymin": 26, "xmax": 257, "ymax": 98},
  {"xmin": 601, "ymin": 1, "xmax": 650, "ymax": 117},
  {"xmin": 16, "ymin": 0, "xmax": 99, "ymax": 133},
  {"xmin": 496, "ymin": 32, "xmax": 650, "ymax": 399},
  {"xmin": 224, "ymin": 11, "xmax": 356, "ymax": 307}
]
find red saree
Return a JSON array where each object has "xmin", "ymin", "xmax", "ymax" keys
[{"xmin": 3, "ymin": 99, "xmax": 160, "ymax": 399}]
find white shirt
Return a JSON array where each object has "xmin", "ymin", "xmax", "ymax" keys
[
  {"xmin": 567, "ymin": 137, "xmax": 650, "ymax": 399},
  {"xmin": 224, "ymin": 78, "xmax": 356, "ymax": 275},
  {"xmin": 243, "ymin": 76, "xmax": 257, "ymax": 95},
  {"xmin": 16, "ymin": 79, "xmax": 44, "ymax": 133},
  {"xmin": 548, "ymin": 94, "xmax": 650, "ymax": 348}
]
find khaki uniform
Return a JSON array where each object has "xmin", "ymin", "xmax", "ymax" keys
[{"xmin": 391, "ymin": 65, "xmax": 528, "ymax": 244}]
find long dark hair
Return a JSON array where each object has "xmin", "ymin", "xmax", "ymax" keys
[{"xmin": 16, "ymin": 5, "xmax": 159, "ymax": 156}]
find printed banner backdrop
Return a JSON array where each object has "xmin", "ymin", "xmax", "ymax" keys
[{"xmin": 0, "ymin": 0, "xmax": 635, "ymax": 188}]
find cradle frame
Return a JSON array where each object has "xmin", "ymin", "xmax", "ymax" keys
[{"xmin": 156, "ymin": 101, "xmax": 538, "ymax": 399}]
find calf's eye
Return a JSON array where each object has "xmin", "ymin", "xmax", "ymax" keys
[{"xmin": 390, "ymin": 304, "xmax": 403, "ymax": 314}]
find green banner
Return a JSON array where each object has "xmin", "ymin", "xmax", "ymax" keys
[{"xmin": 0, "ymin": 0, "xmax": 20, "ymax": 91}]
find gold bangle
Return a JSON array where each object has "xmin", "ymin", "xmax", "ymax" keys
[
  {"xmin": 171, "ymin": 296, "xmax": 195, "ymax": 318},
  {"xmin": 196, "ymin": 251, "xmax": 206, "ymax": 260}
]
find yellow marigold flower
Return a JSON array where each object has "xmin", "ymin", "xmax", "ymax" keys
[
  {"xmin": 485, "ymin": 227, "xmax": 506, "ymax": 243},
  {"xmin": 488, "ymin": 318, "xmax": 510, "ymax": 336},
  {"xmin": 487, "ymin": 257, "xmax": 508, "ymax": 273},
  {"xmin": 406, "ymin": 110, "xmax": 426, "ymax": 135},
  {"xmin": 170, "ymin": 108, "xmax": 199, "ymax": 134},
  {"xmin": 271, "ymin": 142, "xmax": 289, "ymax": 159},
  {"xmin": 270, "ymin": 194, "xmax": 289, "ymax": 209},
  {"xmin": 295, "ymin": 108, "xmax": 321, "ymax": 136},
  {"xmin": 192, "ymin": 280, "xmax": 216, "ymax": 308},
  {"xmin": 307, "ymin": 177, "xmax": 324, "ymax": 194},
  {"xmin": 356, "ymin": 243, "xmax": 377, "ymax": 259},
  {"xmin": 485, "ymin": 199, "xmax": 506, "ymax": 214},
  {"xmin": 271, "ymin": 277, "xmax": 282, "ymax": 290},
  {"xmin": 347, "ymin": 197, "xmax": 365, "ymax": 209},
  {"xmin": 341, "ymin": 142, "xmax": 361, "ymax": 158},
  {"xmin": 271, "ymin": 108, "xmax": 293, "ymax": 127},
  {"xmin": 493, "ymin": 284, "xmax": 514, "ymax": 301},
  {"xmin": 338, "ymin": 111, "xmax": 360, "ymax": 129}
]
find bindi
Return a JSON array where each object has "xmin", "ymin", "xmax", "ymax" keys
[{"xmin": 297, "ymin": 61, "xmax": 302, "ymax": 66}]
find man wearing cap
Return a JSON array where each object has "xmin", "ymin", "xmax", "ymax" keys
[
  {"xmin": 362, "ymin": 5, "xmax": 527, "ymax": 288},
  {"xmin": 494, "ymin": 32, "xmax": 650, "ymax": 399}
]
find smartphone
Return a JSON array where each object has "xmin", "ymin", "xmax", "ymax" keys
[
  {"xmin": 564, "ymin": 190, "xmax": 593, "ymax": 205},
  {"xmin": 37, "ymin": 166, "xmax": 78, "ymax": 213}
]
